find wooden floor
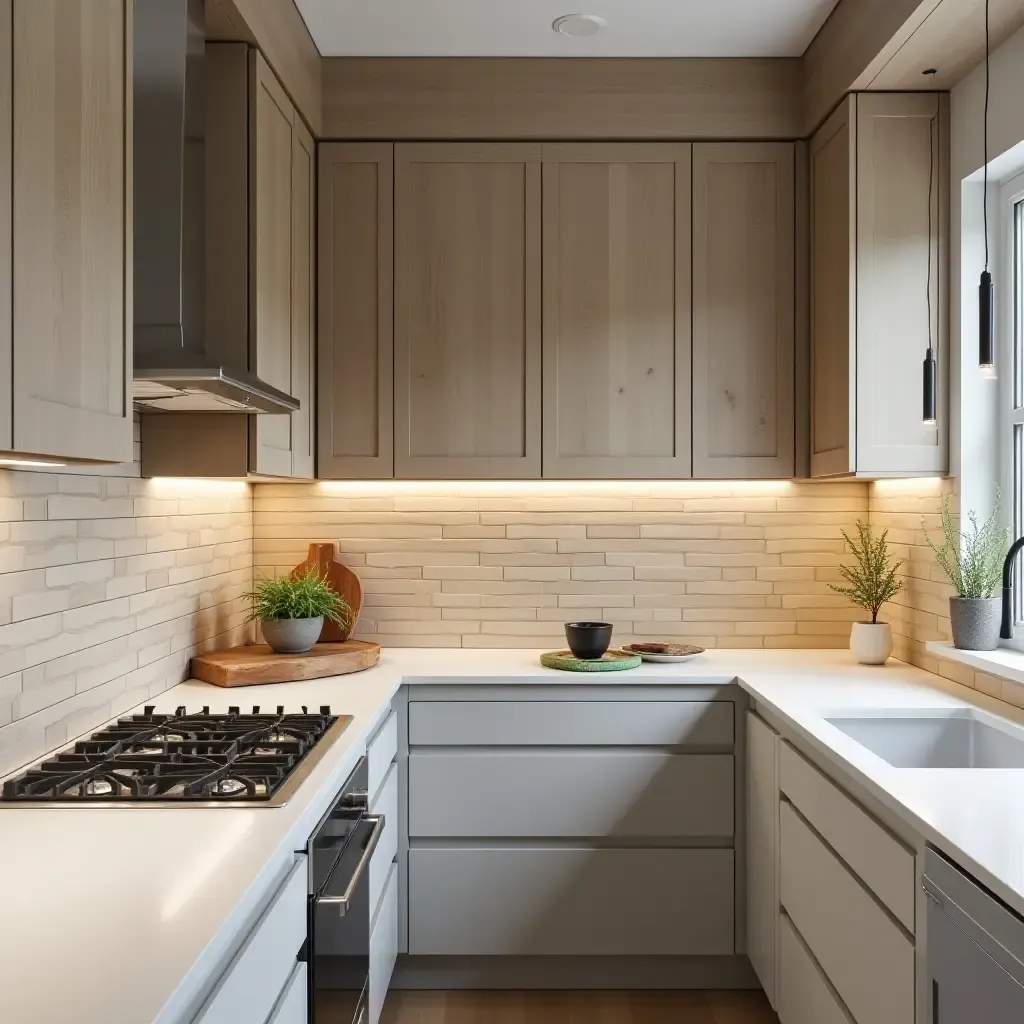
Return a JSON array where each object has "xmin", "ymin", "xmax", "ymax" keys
[{"xmin": 379, "ymin": 991, "xmax": 779, "ymax": 1023}]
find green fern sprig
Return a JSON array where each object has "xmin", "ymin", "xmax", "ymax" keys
[
  {"xmin": 829, "ymin": 521, "xmax": 903, "ymax": 624},
  {"xmin": 922, "ymin": 494, "xmax": 1006, "ymax": 599},
  {"xmin": 243, "ymin": 569, "xmax": 351, "ymax": 626}
]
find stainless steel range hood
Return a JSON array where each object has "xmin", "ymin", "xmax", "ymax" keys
[{"xmin": 132, "ymin": 0, "xmax": 298, "ymax": 414}]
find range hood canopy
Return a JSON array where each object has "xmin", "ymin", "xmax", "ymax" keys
[{"xmin": 131, "ymin": 0, "xmax": 298, "ymax": 415}]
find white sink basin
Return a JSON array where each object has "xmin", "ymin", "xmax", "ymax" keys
[{"xmin": 825, "ymin": 709, "xmax": 1024, "ymax": 769}]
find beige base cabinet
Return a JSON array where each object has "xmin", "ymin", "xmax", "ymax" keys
[
  {"xmin": 810, "ymin": 92, "xmax": 948, "ymax": 478},
  {"xmin": 746, "ymin": 712, "xmax": 780, "ymax": 1008},
  {"xmin": 141, "ymin": 47, "xmax": 314, "ymax": 479},
  {"xmin": 0, "ymin": 0, "xmax": 134, "ymax": 464}
]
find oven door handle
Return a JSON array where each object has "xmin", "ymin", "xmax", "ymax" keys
[{"xmin": 316, "ymin": 813, "xmax": 384, "ymax": 917}]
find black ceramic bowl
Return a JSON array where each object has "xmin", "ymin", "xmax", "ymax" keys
[{"xmin": 564, "ymin": 621, "xmax": 613, "ymax": 660}]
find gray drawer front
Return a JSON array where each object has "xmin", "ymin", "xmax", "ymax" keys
[
  {"xmin": 408, "ymin": 847, "xmax": 735, "ymax": 955},
  {"xmin": 409, "ymin": 700, "xmax": 734, "ymax": 746},
  {"xmin": 409, "ymin": 751, "xmax": 734, "ymax": 838}
]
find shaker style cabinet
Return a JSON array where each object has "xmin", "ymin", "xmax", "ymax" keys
[
  {"xmin": 810, "ymin": 92, "xmax": 948, "ymax": 477},
  {"xmin": 692, "ymin": 144, "xmax": 795, "ymax": 478},
  {"xmin": 0, "ymin": 0, "xmax": 133, "ymax": 464},
  {"xmin": 317, "ymin": 143, "xmax": 394, "ymax": 479},
  {"xmin": 541, "ymin": 144, "xmax": 692, "ymax": 478},
  {"xmin": 394, "ymin": 143, "xmax": 542, "ymax": 479},
  {"xmin": 142, "ymin": 47, "xmax": 315, "ymax": 479}
]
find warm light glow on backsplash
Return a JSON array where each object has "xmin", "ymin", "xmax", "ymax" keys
[
  {"xmin": 315, "ymin": 479, "xmax": 798, "ymax": 497},
  {"xmin": 148, "ymin": 478, "xmax": 250, "ymax": 495},
  {"xmin": 869, "ymin": 477, "xmax": 948, "ymax": 496}
]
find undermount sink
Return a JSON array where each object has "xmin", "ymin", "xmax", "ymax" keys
[{"xmin": 825, "ymin": 709, "xmax": 1024, "ymax": 769}]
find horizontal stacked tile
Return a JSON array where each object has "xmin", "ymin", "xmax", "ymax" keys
[
  {"xmin": 0, "ymin": 421, "xmax": 253, "ymax": 776},
  {"xmin": 254, "ymin": 481, "xmax": 868, "ymax": 651}
]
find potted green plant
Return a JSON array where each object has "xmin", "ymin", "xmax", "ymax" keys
[
  {"xmin": 244, "ymin": 569, "xmax": 351, "ymax": 654},
  {"xmin": 830, "ymin": 521, "xmax": 903, "ymax": 665},
  {"xmin": 923, "ymin": 495, "xmax": 1007, "ymax": 651}
]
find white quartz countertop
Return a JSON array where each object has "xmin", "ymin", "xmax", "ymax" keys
[{"xmin": 5, "ymin": 647, "xmax": 1024, "ymax": 1024}]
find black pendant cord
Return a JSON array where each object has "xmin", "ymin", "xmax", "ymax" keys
[
  {"xmin": 923, "ymin": 111, "xmax": 938, "ymax": 424},
  {"xmin": 979, "ymin": 0, "xmax": 995, "ymax": 373}
]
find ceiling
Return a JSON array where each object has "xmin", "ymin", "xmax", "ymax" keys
[{"xmin": 294, "ymin": 0, "xmax": 840, "ymax": 58}]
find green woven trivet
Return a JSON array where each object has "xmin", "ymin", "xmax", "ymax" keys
[{"xmin": 540, "ymin": 649, "xmax": 642, "ymax": 672}]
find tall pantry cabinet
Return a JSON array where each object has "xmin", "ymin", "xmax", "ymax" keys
[{"xmin": 0, "ymin": 0, "xmax": 134, "ymax": 464}]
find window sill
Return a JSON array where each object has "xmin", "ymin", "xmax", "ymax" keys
[{"xmin": 926, "ymin": 641, "xmax": 1024, "ymax": 687}]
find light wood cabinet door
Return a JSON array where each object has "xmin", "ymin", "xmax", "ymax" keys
[
  {"xmin": 395, "ymin": 143, "xmax": 542, "ymax": 478},
  {"xmin": 12, "ymin": 0, "xmax": 132, "ymax": 463},
  {"xmin": 250, "ymin": 51, "xmax": 295, "ymax": 477},
  {"xmin": 746, "ymin": 712, "xmax": 779, "ymax": 1008},
  {"xmin": 856, "ymin": 92, "xmax": 947, "ymax": 476},
  {"xmin": 809, "ymin": 98, "xmax": 856, "ymax": 478},
  {"xmin": 289, "ymin": 116, "xmax": 315, "ymax": 479},
  {"xmin": 542, "ymin": 144, "xmax": 691, "ymax": 478},
  {"xmin": 693, "ymin": 144, "xmax": 794, "ymax": 478},
  {"xmin": 318, "ymin": 143, "xmax": 394, "ymax": 479}
]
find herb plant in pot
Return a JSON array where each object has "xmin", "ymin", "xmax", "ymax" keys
[
  {"xmin": 830, "ymin": 521, "xmax": 903, "ymax": 665},
  {"xmin": 923, "ymin": 496, "xmax": 1007, "ymax": 651},
  {"xmin": 245, "ymin": 569, "xmax": 351, "ymax": 655}
]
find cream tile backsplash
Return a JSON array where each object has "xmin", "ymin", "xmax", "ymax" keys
[
  {"xmin": 0, "ymin": 436, "xmax": 253, "ymax": 776},
  {"xmin": 254, "ymin": 481, "xmax": 869, "ymax": 651}
]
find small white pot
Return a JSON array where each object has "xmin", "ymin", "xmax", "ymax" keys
[{"xmin": 849, "ymin": 621, "xmax": 893, "ymax": 666}]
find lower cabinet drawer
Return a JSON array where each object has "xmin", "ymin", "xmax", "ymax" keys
[
  {"xmin": 778, "ymin": 913, "xmax": 851, "ymax": 1024},
  {"xmin": 408, "ymin": 847, "xmax": 734, "ymax": 955},
  {"xmin": 369, "ymin": 862, "xmax": 399, "ymax": 1024},
  {"xmin": 368, "ymin": 711, "xmax": 398, "ymax": 802},
  {"xmin": 780, "ymin": 802, "xmax": 913, "ymax": 1024},
  {"xmin": 194, "ymin": 856, "xmax": 307, "ymax": 1024},
  {"xmin": 410, "ymin": 751, "xmax": 734, "ymax": 838},
  {"xmin": 267, "ymin": 961, "xmax": 308, "ymax": 1024},
  {"xmin": 369, "ymin": 762, "xmax": 399, "ymax": 919}
]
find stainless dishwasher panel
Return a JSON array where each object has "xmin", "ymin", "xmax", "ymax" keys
[{"xmin": 924, "ymin": 847, "xmax": 1024, "ymax": 1023}]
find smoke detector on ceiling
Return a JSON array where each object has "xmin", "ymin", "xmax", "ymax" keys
[{"xmin": 552, "ymin": 14, "xmax": 606, "ymax": 38}]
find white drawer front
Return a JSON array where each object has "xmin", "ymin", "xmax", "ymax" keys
[
  {"xmin": 409, "ymin": 847, "xmax": 734, "ymax": 956},
  {"xmin": 194, "ymin": 856, "xmax": 307, "ymax": 1024},
  {"xmin": 368, "ymin": 710, "xmax": 398, "ymax": 801},
  {"xmin": 781, "ymin": 742, "xmax": 915, "ymax": 933},
  {"xmin": 369, "ymin": 761, "xmax": 399, "ymax": 918},
  {"xmin": 409, "ymin": 751, "xmax": 733, "ymax": 838},
  {"xmin": 780, "ymin": 802, "xmax": 913, "ymax": 1024},
  {"xmin": 267, "ymin": 962, "xmax": 308, "ymax": 1024},
  {"xmin": 369, "ymin": 862, "xmax": 399, "ymax": 1024},
  {"xmin": 778, "ymin": 914, "xmax": 852, "ymax": 1024},
  {"xmin": 409, "ymin": 700, "xmax": 734, "ymax": 747}
]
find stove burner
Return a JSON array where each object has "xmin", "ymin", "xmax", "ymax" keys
[{"xmin": 0, "ymin": 707, "xmax": 345, "ymax": 805}]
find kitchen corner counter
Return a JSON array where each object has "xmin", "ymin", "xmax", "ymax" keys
[{"xmin": 5, "ymin": 647, "xmax": 1024, "ymax": 1023}]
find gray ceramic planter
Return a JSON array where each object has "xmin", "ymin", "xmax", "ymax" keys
[
  {"xmin": 261, "ymin": 616, "xmax": 324, "ymax": 654},
  {"xmin": 949, "ymin": 597, "xmax": 1001, "ymax": 652}
]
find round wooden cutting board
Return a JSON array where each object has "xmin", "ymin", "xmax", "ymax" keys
[{"xmin": 191, "ymin": 640, "xmax": 381, "ymax": 687}]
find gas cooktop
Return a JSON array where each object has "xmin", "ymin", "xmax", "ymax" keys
[{"xmin": 0, "ymin": 706, "xmax": 352, "ymax": 807}]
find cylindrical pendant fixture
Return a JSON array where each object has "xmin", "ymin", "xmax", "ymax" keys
[
  {"xmin": 922, "ymin": 349, "xmax": 937, "ymax": 425},
  {"xmin": 980, "ymin": 269, "xmax": 995, "ymax": 376}
]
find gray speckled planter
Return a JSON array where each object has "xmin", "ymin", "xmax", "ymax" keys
[
  {"xmin": 949, "ymin": 597, "xmax": 1001, "ymax": 652},
  {"xmin": 261, "ymin": 616, "xmax": 324, "ymax": 654}
]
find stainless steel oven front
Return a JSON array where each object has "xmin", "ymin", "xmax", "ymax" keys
[{"xmin": 306, "ymin": 757, "xmax": 385, "ymax": 1024}]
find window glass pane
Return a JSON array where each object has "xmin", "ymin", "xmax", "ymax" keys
[{"xmin": 1016, "ymin": 198, "xmax": 1024, "ymax": 410}]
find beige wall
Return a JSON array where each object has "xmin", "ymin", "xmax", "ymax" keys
[
  {"xmin": 0, "ymin": 423, "xmax": 253, "ymax": 777},
  {"xmin": 254, "ymin": 481, "xmax": 868, "ymax": 651}
]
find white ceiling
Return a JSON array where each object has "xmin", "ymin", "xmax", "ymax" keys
[{"xmin": 295, "ymin": 0, "xmax": 840, "ymax": 58}]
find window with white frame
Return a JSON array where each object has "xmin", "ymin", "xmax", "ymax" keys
[{"xmin": 1000, "ymin": 169, "xmax": 1024, "ymax": 644}]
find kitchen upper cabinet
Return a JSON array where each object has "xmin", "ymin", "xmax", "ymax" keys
[
  {"xmin": 810, "ymin": 92, "xmax": 948, "ymax": 477},
  {"xmin": 394, "ymin": 143, "xmax": 542, "ymax": 479},
  {"xmin": 318, "ymin": 143, "xmax": 394, "ymax": 479},
  {"xmin": 692, "ymin": 143, "xmax": 795, "ymax": 478},
  {"xmin": 142, "ymin": 46, "xmax": 314, "ymax": 479},
  {"xmin": 6, "ymin": 0, "xmax": 132, "ymax": 464},
  {"xmin": 541, "ymin": 144, "xmax": 692, "ymax": 478}
]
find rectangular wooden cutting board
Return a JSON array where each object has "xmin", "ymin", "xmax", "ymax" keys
[{"xmin": 191, "ymin": 641, "xmax": 381, "ymax": 687}]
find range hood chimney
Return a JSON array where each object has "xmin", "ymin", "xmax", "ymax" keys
[{"xmin": 132, "ymin": 0, "xmax": 298, "ymax": 414}]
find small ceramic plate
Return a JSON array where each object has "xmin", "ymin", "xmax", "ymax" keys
[{"xmin": 621, "ymin": 642, "xmax": 705, "ymax": 663}]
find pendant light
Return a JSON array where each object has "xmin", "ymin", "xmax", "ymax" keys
[
  {"xmin": 923, "ymin": 111, "xmax": 938, "ymax": 425},
  {"xmin": 979, "ymin": 0, "xmax": 996, "ymax": 376}
]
